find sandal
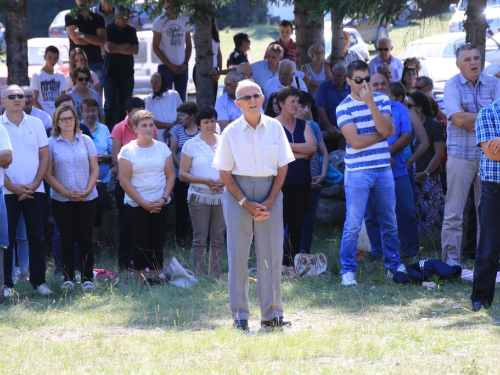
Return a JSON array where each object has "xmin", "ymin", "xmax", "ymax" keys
[
  {"xmin": 82, "ymin": 281, "xmax": 95, "ymax": 293},
  {"xmin": 61, "ymin": 281, "xmax": 75, "ymax": 290}
]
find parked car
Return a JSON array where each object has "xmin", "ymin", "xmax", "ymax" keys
[
  {"xmin": 341, "ymin": 17, "xmax": 392, "ymax": 47},
  {"xmin": 0, "ymin": 38, "xmax": 70, "ymax": 90},
  {"xmin": 48, "ymin": 10, "xmax": 70, "ymax": 38},
  {"xmin": 398, "ymin": 32, "xmax": 500, "ymax": 94},
  {"xmin": 449, "ymin": 0, "xmax": 500, "ymax": 33},
  {"xmin": 324, "ymin": 24, "xmax": 370, "ymax": 62},
  {"xmin": 393, "ymin": 0, "xmax": 421, "ymax": 26}
]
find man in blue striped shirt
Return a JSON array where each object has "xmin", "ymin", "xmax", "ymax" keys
[
  {"xmin": 471, "ymin": 99, "xmax": 500, "ymax": 311},
  {"xmin": 336, "ymin": 60, "xmax": 406, "ymax": 286}
]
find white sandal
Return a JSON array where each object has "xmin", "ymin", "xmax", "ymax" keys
[
  {"xmin": 61, "ymin": 281, "xmax": 75, "ymax": 290},
  {"xmin": 82, "ymin": 281, "xmax": 95, "ymax": 293}
]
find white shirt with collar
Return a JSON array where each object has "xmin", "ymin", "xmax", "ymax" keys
[
  {"xmin": 0, "ymin": 112, "xmax": 48, "ymax": 194},
  {"xmin": 368, "ymin": 55, "xmax": 404, "ymax": 82},
  {"xmin": 0, "ymin": 124, "xmax": 13, "ymax": 187},
  {"xmin": 145, "ymin": 90, "xmax": 183, "ymax": 141},
  {"xmin": 264, "ymin": 75, "xmax": 308, "ymax": 101},
  {"xmin": 212, "ymin": 114, "xmax": 294, "ymax": 177},
  {"xmin": 28, "ymin": 107, "xmax": 52, "ymax": 130}
]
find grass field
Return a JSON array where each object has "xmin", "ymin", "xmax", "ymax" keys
[{"xmin": 1, "ymin": 224, "xmax": 498, "ymax": 374}]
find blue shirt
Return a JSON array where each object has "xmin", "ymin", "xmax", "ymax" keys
[
  {"xmin": 388, "ymin": 101, "xmax": 412, "ymax": 178},
  {"xmin": 87, "ymin": 122, "xmax": 112, "ymax": 183},
  {"xmin": 214, "ymin": 92, "xmax": 242, "ymax": 122},
  {"xmin": 336, "ymin": 92, "xmax": 392, "ymax": 171},
  {"xmin": 251, "ymin": 60, "xmax": 277, "ymax": 91},
  {"xmin": 476, "ymin": 99, "xmax": 500, "ymax": 183},
  {"xmin": 68, "ymin": 89, "xmax": 105, "ymax": 122},
  {"xmin": 315, "ymin": 80, "xmax": 350, "ymax": 130}
]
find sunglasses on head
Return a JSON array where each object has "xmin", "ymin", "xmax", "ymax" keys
[
  {"xmin": 77, "ymin": 77, "xmax": 90, "ymax": 82},
  {"xmin": 3, "ymin": 94, "xmax": 25, "ymax": 100},
  {"xmin": 378, "ymin": 48, "xmax": 389, "ymax": 52},
  {"xmin": 350, "ymin": 76, "xmax": 371, "ymax": 84}
]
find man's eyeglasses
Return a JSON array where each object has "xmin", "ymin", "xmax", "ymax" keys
[
  {"xmin": 237, "ymin": 94, "xmax": 261, "ymax": 102},
  {"xmin": 77, "ymin": 77, "xmax": 90, "ymax": 82},
  {"xmin": 350, "ymin": 76, "xmax": 371, "ymax": 84},
  {"xmin": 59, "ymin": 116, "xmax": 75, "ymax": 123},
  {"xmin": 414, "ymin": 85, "xmax": 429, "ymax": 90},
  {"xmin": 378, "ymin": 48, "xmax": 389, "ymax": 52},
  {"xmin": 3, "ymin": 94, "xmax": 25, "ymax": 100}
]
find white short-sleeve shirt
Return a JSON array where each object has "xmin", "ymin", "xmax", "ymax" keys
[
  {"xmin": 212, "ymin": 114, "xmax": 294, "ymax": 176},
  {"xmin": 0, "ymin": 113, "xmax": 48, "ymax": 194},
  {"xmin": 152, "ymin": 14, "xmax": 192, "ymax": 66},
  {"xmin": 118, "ymin": 139, "xmax": 172, "ymax": 206},
  {"xmin": 0, "ymin": 124, "xmax": 13, "ymax": 187},
  {"xmin": 30, "ymin": 69, "xmax": 69, "ymax": 116}
]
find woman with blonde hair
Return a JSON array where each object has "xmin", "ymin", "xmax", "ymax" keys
[
  {"xmin": 118, "ymin": 110, "xmax": 175, "ymax": 285},
  {"xmin": 66, "ymin": 48, "xmax": 100, "ymax": 95},
  {"xmin": 301, "ymin": 44, "xmax": 332, "ymax": 99},
  {"xmin": 45, "ymin": 105, "xmax": 99, "ymax": 292}
]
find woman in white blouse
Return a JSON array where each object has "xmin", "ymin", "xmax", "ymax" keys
[
  {"xmin": 179, "ymin": 107, "xmax": 225, "ymax": 279},
  {"xmin": 118, "ymin": 110, "xmax": 175, "ymax": 286},
  {"xmin": 45, "ymin": 105, "xmax": 99, "ymax": 292}
]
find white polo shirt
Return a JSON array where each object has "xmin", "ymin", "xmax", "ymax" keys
[
  {"xmin": 0, "ymin": 112, "xmax": 48, "ymax": 194},
  {"xmin": 0, "ymin": 124, "xmax": 13, "ymax": 187},
  {"xmin": 212, "ymin": 114, "xmax": 294, "ymax": 177}
]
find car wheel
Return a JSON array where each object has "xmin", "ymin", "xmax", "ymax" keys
[
  {"xmin": 375, "ymin": 26, "xmax": 388, "ymax": 49},
  {"xmin": 394, "ymin": 8, "xmax": 411, "ymax": 26}
]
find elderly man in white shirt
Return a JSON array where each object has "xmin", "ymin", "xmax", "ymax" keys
[
  {"xmin": 214, "ymin": 71, "xmax": 244, "ymax": 131},
  {"xmin": 21, "ymin": 86, "xmax": 52, "ymax": 130},
  {"xmin": 1, "ymin": 85, "xmax": 53, "ymax": 297},
  {"xmin": 264, "ymin": 59, "xmax": 307, "ymax": 106},
  {"xmin": 212, "ymin": 79, "xmax": 294, "ymax": 331},
  {"xmin": 368, "ymin": 37, "xmax": 403, "ymax": 82}
]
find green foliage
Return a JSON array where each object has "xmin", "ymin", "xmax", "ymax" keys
[{"xmin": 214, "ymin": 0, "xmax": 268, "ymax": 29}]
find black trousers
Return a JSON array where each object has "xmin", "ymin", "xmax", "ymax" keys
[
  {"xmin": 173, "ymin": 178, "xmax": 190, "ymax": 244},
  {"xmin": 282, "ymin": 184, "xmax": 310, "ymax": 267},
  {"xmin": 125, "ymin": 204, "xmax": 168, "ymax": 271},
  {"xmin": 114, "ymin": 182, "xmax": 133, "ymax": 270},
  {"xmin": 51, "ymin": 198, "xmax": 97, "ymax": 283}
]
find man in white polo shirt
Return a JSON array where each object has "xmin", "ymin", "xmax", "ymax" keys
[
  {"xmin": 0, "ymin": 85, "xmax": 53, "ymax": 297},
  {"xmin": 212, "ymin": 79, "xmax": 294, "ymax": 331}
]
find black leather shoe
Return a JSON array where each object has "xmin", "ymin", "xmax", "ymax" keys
[
  {"xmin": 233, "ymin": 319, "xmax": 249, "ymax": 330},
  {"xmin": 472, "ymin": 302, "xmax": 484, "ymax": 312},
  {"xmin": 261, "ymin": 317, "xmax": 292, "ymax": 328}
]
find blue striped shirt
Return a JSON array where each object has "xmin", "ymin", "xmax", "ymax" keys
[
  {"xmin": 476, "ymin": 99, "xmax": 500, "ymax": 183},
  {"xmin": 336, "ymin": 92, "xmax": 392, "ymax": 171}
]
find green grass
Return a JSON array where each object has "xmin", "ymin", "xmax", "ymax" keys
[{"xmin": 1, "ymin": 225, "xmax": 498, "ymax": 374}]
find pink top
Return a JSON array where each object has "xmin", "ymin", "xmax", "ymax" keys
[{"xmin": 111, "ymin": 116, "xmax": 159, "ymax": 180}]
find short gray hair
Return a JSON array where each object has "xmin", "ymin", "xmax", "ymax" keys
[
  {"xmin": 332, "ymin": 62, "xmax": 346, "ymax": 71},
  {"xmin": 308, "ymin": 44, "xmax": 325, "ymax": 58},
  {"xmin": 226, "ymin": 71, "xmax": 243, "ymax": 82},
  {"xmin": 1, "ymin": 85, "xmax": 22, "ymax": 99},
  {"xmin": 278, "ymin": 59, "xmax": 296, "ymax": 74},
  {"xmin": 235, "ymin": 79, "xmax": 262, "ymax": 99},
  {"xmin": 377, "ymin": 37, "xmax": 392, "ymax": 47}
]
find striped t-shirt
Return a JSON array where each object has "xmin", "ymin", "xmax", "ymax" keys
[
  {"xmin": 336, "ymin": 92, "xmax": 392, "ymax": 171},
  {"xmin": 170, "ymin": 124, "xmax": 200, "ymax": 177}
]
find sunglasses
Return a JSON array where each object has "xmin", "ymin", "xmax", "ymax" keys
[
  {"xmin": 378, "ymin": 48, "xmax": 390, "ymax": 52},
  {"xmin": 456, "ymin": 42, "xmax": 477, "ymax": 53},
  {"xmin": 77, "ymin": 77, "xmax": 90, "ymax": 82},
  {"xmin": 237, "ymin": 93, "xmax": 261, "ymax": 102},
  {"xmin": 3, "ymin": 94, "xmax": 25, "ymax": 100},
  {"xmin": 116, "ymin": 15, "xmax": 130, "ymax": 20},
  {"xmin": 350, "ymin": 76, "xmax": 371, "ymax": 84}
]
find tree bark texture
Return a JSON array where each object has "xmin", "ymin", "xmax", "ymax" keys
[
  {"xmin": 193, "ymin": 0, "xmax": 215, "ymax": 108},
  {"xmin": 330, "ymin": 18, "xmax": 344, "ymax": 66},
  {"xmin": 464, "ymin": 0, "xmax": 487, "ymax": 69},
  {"xmin": 294, "ymin": 0, "xmax": 324, "ymax": 68},
  {"xmin": 2, "ymin": 0, "xmax": 29, "ymax": 86}
]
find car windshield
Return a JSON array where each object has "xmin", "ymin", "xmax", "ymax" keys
[{"xmin": 459, "ymin": 0, "xmax": 500, "ymax": 11}]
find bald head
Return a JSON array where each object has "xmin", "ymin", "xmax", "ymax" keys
[
  {"xmin": 369, "ymin": 73, "xmax": 389, "ymax": 95},
  {"xmin": 236, "ymin": 62, "xmax": 253, "ymax": 79}
]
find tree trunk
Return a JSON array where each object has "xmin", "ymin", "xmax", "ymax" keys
[
  {"xmin": 330, "ymin": 18, "xmax": 344, "ymax": 66},
  {"xmin": 193, "ymin": 0, "xmax": 215, "ymax": 108},
  {"xmin": 1, "ymin": 0, "xmax": 29, "ymax": 86},
  {"xmin": 294, "ymin": 0, "xmax": 324, "ymax": 68},
  {"xmin": 464, "ymin": 0, "xmax": 488, "ymax": 69}
]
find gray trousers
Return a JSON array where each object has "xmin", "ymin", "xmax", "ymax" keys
[{"xmin": 223, "ymin": 175, "xmax": 284, "ymax": 321}]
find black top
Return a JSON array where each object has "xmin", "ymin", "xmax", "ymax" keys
[
  {"xmin": 227, "ymin": 48, "xmax": 248, "ymax": 68},
  {"xmin": 65, "ymin": 11, "xmax": 106, "ymax": 65},
  {"xmin": 415, "ymin": 116, "xmax": 445, "ymax": 175},
  {"xmin": 104, "ymin": 22, "xmax": 139, "ymax": 77},
  {"xmin": 283, "ymin": 118, "xmax": 311, "ymax": 185}
]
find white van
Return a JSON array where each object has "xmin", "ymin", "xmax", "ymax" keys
[{"xmin": 133, "ymin": 30, "xmax": 196, "ymax": 95}]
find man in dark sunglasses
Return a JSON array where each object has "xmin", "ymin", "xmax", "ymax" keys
[
  {"xmin": 336, "ymin": 60, "xmax": 406, "ymax": 287},
  {"xmin": 368, "ymin": 37, "xmax": 403, "ymax": 82}
]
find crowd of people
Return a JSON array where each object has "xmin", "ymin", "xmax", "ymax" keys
[{"xmin": 2, "ymin": 0, "xmax": 500, "ymax": 329}]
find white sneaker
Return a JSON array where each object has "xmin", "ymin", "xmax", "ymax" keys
[
  {"xmin": 387, "ymin": 264, "xmax": 407, "ymax": 279},
  {"xmin": 82, "ymin": 281, "xmax": 95, "ymax": 293},
  {"xmin": 341, "ymin": 272, "xmax": 357, "ymax": 286},
  {"xmin": 3, "ymin": 287, "xmax": 13, "ymax": 298},
  {"xmin": 61, "ymin": 281, "xmax": 75, "ymax": 290},
  {"xmin": 36, "ymin": 283, "xmax": 53, "ymax": 295}
]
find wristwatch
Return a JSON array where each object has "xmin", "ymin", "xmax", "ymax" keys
[
  {"xmin": 239, "ymin": 197, "xmax": 247, "ymax": 206},
  {"xmin": 161, "ymin": 196, "xmax": 170, "ymax": 205},
  {"xmin": 424, "ymin": 170, "xmax": 430, "ymax": 177}
]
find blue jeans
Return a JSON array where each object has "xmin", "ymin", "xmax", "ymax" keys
[
  {"xmin": 13, "ymin": 213, "xmax": 29, "ymax": 276},
  {"xmin": 471, "ymin": 181, "xmax": 500, "ymax": 307},
  {"xmin": 300, "ymin": 186, "xmax": 322, "ymax": 253},
  {"xmin": 340, "ymin": 167, "xmax": 402, "ymax": 275},
  {"xmin": 365, "ymin": 174, "xmax": 420, "ymax": 258},
  {"xmin": 104, "ymin": 74, "xmax": 135, "ymax": 129},
  {"xmin": 89, "ymin": 63, "xmax": 105, "ymax": 96},
  {"xmin": 4, "ymin": 193, "xmax": 46, "ymax": 289},
  {"xmin": 0, "ymin": 187, "xmax": 7, "ymax": 247},
  {"xmin": 158, "ymin": 64, "xmax": 188, "ymax": 102}
]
